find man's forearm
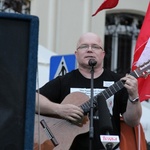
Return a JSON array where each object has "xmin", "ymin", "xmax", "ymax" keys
[{"xmin": 123, "ymin": 99, "xmax": 142, "ymax": 127}]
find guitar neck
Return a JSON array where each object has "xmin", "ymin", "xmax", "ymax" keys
[{"xmin": 81, "ymin": 70, "xmax": 139, "ymax": 114}]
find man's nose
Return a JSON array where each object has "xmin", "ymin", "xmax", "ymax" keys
[{"xmin": 87, "ymin": 46, "xmax": 93, "ymax": 51}]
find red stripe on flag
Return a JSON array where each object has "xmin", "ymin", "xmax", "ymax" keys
[
  {"xmin": 138, "ymin": 77, "xmax": 150, "ymax": 101},
  {"xmin": 92, "ymin": 0, "xmax": 119, "ymax": 17},
  {"xmin": 132, "ymin": 3, "xmax": 150, "ymax": 101}
]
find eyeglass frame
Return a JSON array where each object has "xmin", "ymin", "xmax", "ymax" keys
[{"xmin": 77, "ymin": 44, "xmax": 103, "ymax": 51}]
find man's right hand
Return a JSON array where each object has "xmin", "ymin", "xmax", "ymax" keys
[{"xmin": 57, "ymin": 104, "xmax": 84, "ymax": 124}]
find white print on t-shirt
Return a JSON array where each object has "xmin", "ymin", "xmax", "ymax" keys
[
  {"xmin": 70, "ymin": 87, "xmax": 114, "ymax": 115},
  {"xmin": 103, "ymin": 81, "xmax": 114, "ymax": 87}
]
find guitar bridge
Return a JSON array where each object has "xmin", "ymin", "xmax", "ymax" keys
[{"xmin": 40, "ymin": 119, "xmax": 59, "ymax": 147}]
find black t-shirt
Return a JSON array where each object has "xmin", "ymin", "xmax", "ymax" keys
[{"xmin": 39, "ymin": 69, "xmax": 128, "ymax": 150}]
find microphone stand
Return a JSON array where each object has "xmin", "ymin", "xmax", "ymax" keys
[
  {"xmin": 89, "ymin": 61, "xmax": 96, "ymax": 150},
  {"xmin": 106, "ymin": 143, "xmax": 113, "ymax": 150}
]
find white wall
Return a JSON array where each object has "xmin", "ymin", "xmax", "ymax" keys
[
  {"xmin": 30, "ymin": 0, "xmax": 149, "ymax": 55},
  {"xmin": 37, "ymin": 45, "xmax": 57, "ymax": 88}
]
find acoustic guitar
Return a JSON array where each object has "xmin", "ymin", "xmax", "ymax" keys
[{"xmin": 34, "ymin": 60, "xmax": 150, "ymax": 150}]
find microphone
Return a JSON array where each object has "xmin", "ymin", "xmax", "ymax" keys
[
  {"xmin": 88, "ymin": 59, "xmax": 97, "ymax": 67},
  {"xmin": 97, "ymin": 96, "xmax": 119, "ymax": 150}
]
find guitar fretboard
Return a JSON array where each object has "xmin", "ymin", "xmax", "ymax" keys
[{"xmin": 80, "ymin": 70, "xmax": 138, "ymax": 114}]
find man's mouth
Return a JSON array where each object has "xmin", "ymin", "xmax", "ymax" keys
[{"xmin": 85, "ymin": 56, "xmax": 95, "ymax": 59}]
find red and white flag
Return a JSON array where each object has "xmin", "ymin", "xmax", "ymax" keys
[
  {"xmin": 92, "ymin": 0, "xmax": 119, "ymax": 16},
  {"xmin": 132, "ymin": 3, "xmax": 150, "ymax": 102}
]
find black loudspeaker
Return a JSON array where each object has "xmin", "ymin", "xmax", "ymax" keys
[{"xmin": 0, "ymin": 13, "xmax": 39, "ymax": 150}]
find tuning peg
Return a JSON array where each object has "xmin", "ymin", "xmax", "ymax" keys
[{"xmin": 143, "ymin": 71, "xmax": 150, "ymax": 78}]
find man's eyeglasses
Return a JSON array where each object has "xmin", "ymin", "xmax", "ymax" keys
[{"xmin": 77, "ymin": 44, "xmax": 103, "ymax": 51}]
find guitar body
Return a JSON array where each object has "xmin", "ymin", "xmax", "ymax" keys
[{"xmin": 34, "ymin": 92, "xmax": 90, "ymax": 150}]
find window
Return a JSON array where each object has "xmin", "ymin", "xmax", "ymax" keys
[{"xmin": 104, "ymin": 13, "xmax": 144, "ymax": 76}]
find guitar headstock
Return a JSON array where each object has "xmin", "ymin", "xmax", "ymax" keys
[{"xmin": 135, "ymin": 60, "xmax": 150, "ymax": 78}]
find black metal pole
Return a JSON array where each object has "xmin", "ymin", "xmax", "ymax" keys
[{"xmin": 89, "ymin": 65, "xmax": 95, "ymax": 150}]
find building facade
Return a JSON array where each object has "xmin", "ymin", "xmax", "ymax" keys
[{"xmin": 30, "ymin": 0, "xmax": 149, "ymax": 75}]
